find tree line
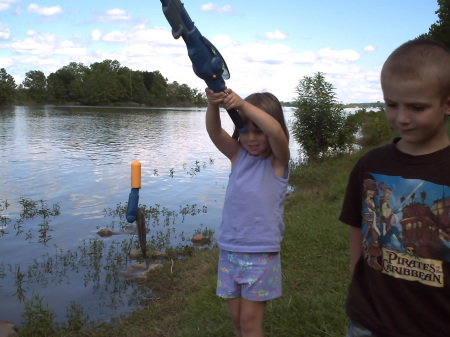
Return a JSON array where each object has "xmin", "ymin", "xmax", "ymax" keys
[{"xmin": 0, "ymin": 59, "xmax": 207, "ymax": 106}]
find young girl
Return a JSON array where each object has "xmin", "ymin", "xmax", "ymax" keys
[{"xmin": 205, "ymin": 87, "xmax": 290, "ymax": 337}]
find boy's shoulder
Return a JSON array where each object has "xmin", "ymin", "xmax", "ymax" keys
[
  {"xmin": 357, "ymin": 141, "xmax": 394, "ymax": 163},
  {"xmin": 352, "ymin": 138, "xmax": 450, "ymax": 186},
  {"xmin": 361, "ymin": 138, "xmax": 450, "ymax": 164}
]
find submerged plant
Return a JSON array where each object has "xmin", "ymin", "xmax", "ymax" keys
[
  {"xmin": 4, "ymin": 198, "xmax": 61, "ymax": 244},
  {"xmin": 13, "ymin": 265, "xmax": 27, "ymax": 302},
  {"xmin": 3, "ymin": 196, "xmax": 216, "ymax": 330},
  {"xmin": 19, "ymin": 292, "xmax": 56, "ymax": 337},
  {"xmin": 63, "ymin": 301, "xmax": 88, "ymax": 332},
  {"xmin": 0, "ymin": 213, "xmax": 10, "ymax": 236}
]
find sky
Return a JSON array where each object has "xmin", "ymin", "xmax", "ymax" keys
[{"xmin": 0, "ymin": 0, "xmax": 441, "ymax": 103}]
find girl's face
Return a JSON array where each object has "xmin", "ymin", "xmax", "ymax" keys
[
  {"xmin": 382, "ymin": 76, "xmax": 450, "ymax": 155},
  {"xmin": 239, "ymin": 122, "xmax": 270, "ymax": 157}
]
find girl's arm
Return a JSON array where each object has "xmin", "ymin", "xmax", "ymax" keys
[
  {"xmin": 205, "ymin": 89, "xmax": 240, "ymax": 161},
  {"xmin": 223, "ymin": 89, "xmax": 290, "ymax": 171},
  {"xmin": 349, "ymin": 226, "xmax": 362, "ymax": 275}
]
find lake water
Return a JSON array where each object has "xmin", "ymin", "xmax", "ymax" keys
[{"xmin": 0, "ymin": 105, "xmax": 298, "ymax": 326}]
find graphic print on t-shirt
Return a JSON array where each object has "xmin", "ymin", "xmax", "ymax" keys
[{"xmin": 361, "ymin": 173, "xmax": 450, "ymax": 287}]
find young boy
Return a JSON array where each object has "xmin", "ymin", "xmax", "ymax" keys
[{"xmin": 340, "ymin": 39, "xmax": 450, "ymax": 337}]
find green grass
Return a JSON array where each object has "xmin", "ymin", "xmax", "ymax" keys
[{"xmin": 55, "ymin": 150, "xmax": 367, "ymax": 337}]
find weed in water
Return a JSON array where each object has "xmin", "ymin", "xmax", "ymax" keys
[
  {"xmin": 19, "ymin": 292, "xmax": 56, "ymax": 337},
  {"xmin": 13, "ymin": 265, "xmax": 27, "ymax": 302},
  {"xmin": 0, "ymin": 199, "xmax": 11, "ymax": 236},
  {"xmin": 4, "ymin": 196, "xmax": 216, "ymax": 332},
  {"xmin": 63, "ymin": 301, "xmax": 88, "ymax": 332},
  {"xmin": 6, "ymin": 198, "xmax": 61, "ymax": 244}
]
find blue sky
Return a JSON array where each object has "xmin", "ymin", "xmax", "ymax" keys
[{"xmin": 0, "ymin": 0, "xmax": 440, "ymax": 103}]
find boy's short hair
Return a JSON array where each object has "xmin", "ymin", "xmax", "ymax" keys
[{"xmin": 381, "ymin": 39, "xmax": 450, "ymax": 100}]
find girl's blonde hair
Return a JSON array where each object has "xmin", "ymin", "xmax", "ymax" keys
[{"xmin": 232, "ymin": 92, "xmax": 289, "ymax": 141}]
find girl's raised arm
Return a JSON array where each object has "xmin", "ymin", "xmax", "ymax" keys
[
  {"xmin": 205, "ymin": 89, "xmax": 240, "ymax": 162},
  {"xmin": 223, "ymin": 89, "xmax": 290, "ymax": 173}
]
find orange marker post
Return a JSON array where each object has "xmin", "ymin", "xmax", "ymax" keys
[{"xmin": 131, "ymin": 161, "xmax": 141, "ymax": 189}]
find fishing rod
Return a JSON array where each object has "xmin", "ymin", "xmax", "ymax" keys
[{"xmin": 159, "ymin": 0, "xmax": 248, "ymax": 134}]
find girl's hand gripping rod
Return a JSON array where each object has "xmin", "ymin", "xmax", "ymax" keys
[{"xmin": 160, "ymin": 0, "xmax": 248, "ymax": 134}]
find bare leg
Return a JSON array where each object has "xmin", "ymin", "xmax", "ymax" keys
[
  {"xmin": 229, "ymin": 297, "xmax": 266, "ymax": 337},
  {"xmin": 240, "ymin": 298, "xmax": 266, "ymax": 337},
  {"xmin": 228, "ymin": 297, "xmax": 242, "ymax": 337}
]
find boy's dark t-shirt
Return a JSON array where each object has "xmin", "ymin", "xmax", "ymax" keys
[{"xmin": 340, "ymin": 138, "xmax": 450, "ymax": 337}]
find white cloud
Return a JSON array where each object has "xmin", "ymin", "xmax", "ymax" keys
[
  {"xmin": 0, "ymin": 23, "xmax": 10, "ymax": 40},
  {"xmin": 264, "ymin": 30, "xmax": 288, "ymax": 41},
  {"xmin": 27, "ymin": 4, "xmax": 62, "ymax": 16},
  {"xmin": 3, "ymin": 31, "xmax": 88, "ymax": 58},
  {"xmin": 364, "ymin": 45, "xmax": 376, "ymax": 52},
  {"xmin": 17, "ymin": 55, "xmax": 67, "ymax": 74},
  {"xmin": 91, "ymin": 29, "xmax": 102, "ymax": 42},
  {"xmin": 318, "ymin": 47, "xmax": 360, "ymax": 63},
  {"xmin": 97, "ymin": 8, "xmax": 131, "ymax": 23},
  {"xmin": 226, "ymin": 42, "xmax": 295, "ymax": 65},
  {"xmin": 55, "ymin": 40, "xmax": 87, "ymax": 56},
  {"xmin": 133, "ymin": 27, "xmax": 184, "ymax": 46},
  {"xmin": 102, "ymin": 30, "xmax": 130, "ymax": 43},
  {"xmin": 0, "ymin": 0, "xmax": 18, "ymax": 11},
  {"xmin": 200, "ymin": 3, "xmax": 234, "ymax": 14},
  {"xmin": 0, "ymin": 57, "xmax": 13, "ymax": 68},
  {"xmin": 210, "ymin": 34, "xmax": 235, "ymax": 47},
  {"xmin": 26, "ymin": 29, "xmax": 37, "ymax": 36},
  {"xmin": 293, "ymin": 51, "xmax": 316, "ymax": 64},
  {"xmin": 6, "ymin": 33, "xmax": 56, "ymax": 55},
  {"xmin": 365, "ymin": 71, "xmax": 380, "ymax": 83}
]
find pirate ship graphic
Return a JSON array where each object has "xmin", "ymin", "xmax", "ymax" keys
[
  {"xmin": 401, "ymin": 194, "xmax": 450, "ymax": 260},
  {"xmin": 362, "ymin": 174, "xmax": 450, "ymax": 271}
]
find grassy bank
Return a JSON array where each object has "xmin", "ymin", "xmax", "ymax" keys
[
  {"xmin": 53, "ymin": 123, "xmax": 448, "ymax": 337},
  {"xmin": 46, "ymin": 148, "xmax": 366, "ymax": 337}
]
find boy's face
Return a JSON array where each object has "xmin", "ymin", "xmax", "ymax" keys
[{"xmin": 382, "ymin": 76, "xmax": 450, "ymax": 155}]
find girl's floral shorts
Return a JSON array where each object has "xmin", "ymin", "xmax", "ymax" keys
[{"xmin": 216, "ymin": 250, "xmax": 282, "ymax": 301}]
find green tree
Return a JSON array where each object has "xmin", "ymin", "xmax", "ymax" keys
[
  {"xmin": 417, "ymin": 0, "xmax": 450, "ymax": 47},
  {"xmin": 64, "ymin": 62, "xmax": 88, "ymax": 102},
  {"xmin": 0, "ymin": 68, "xmax": 16, "ymax": 105},
  {"xmin": 82, "ymin": 60, "xmax": 124, "ymax": 104},
  {"xmin": 352, "ymin": 108, "xmax": 394, "ymax": 146},
  {"xmin": 292, "ymin": 72, "xmax": 358, "ymax": 161},
  {"xmin": 22, "ymin": 70, "xmax": 47, "ymax": 103},
  {"xmin": 167, "ymin": 81, "xmax": 193, "ymax": 105},
  {"xmin": 139, "ymin": 70, "xmax": 168, "ymax": 106},
  {"xmin": 192, "ymin": 87, "xmax": 207, "ymax": 106},
  {"xmin": 47, "ymin": 68, "xmax": 75, "ymax": 102},
  {"xmin": 117, "ymin": 67, "xmax": 149, "ymax": 104},
  {"xmin": 9, "ymin": 59, "xmax": 205, "ymax": 106}
]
